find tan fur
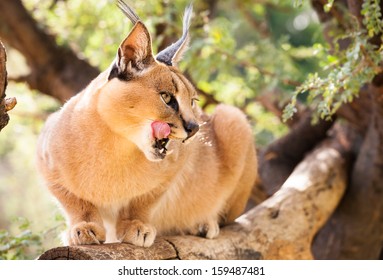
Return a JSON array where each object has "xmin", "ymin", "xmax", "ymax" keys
[{"xmin": 36, "ymin": 18, "xmax": 257, "ymax": 247}]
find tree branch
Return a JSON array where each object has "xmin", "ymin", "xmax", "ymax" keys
[{"xmin": 0, "ymin": 0, "xmax": 99, "ymax": 103}]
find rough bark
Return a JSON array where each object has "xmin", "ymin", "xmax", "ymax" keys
[
  {"xmin": 39, "ymin": 144, "xmax": 346, "ymax": 260},
  {"xmin": 0, "ymin": 0, "xmax": 99, "ymax": 103},
  {"xmin": 0, "ymin": 41, "xmax": 16, "ymax": 131}
]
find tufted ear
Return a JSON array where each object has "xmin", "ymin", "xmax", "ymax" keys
[
  {"xmin": 108, "ymin": 21, "xmax": 155, "ymax": 81},
  {"xmin": 155, "ymin": 4, "xmax": 193, "ymax": 66}
]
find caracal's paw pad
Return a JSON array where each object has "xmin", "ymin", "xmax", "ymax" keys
[
  {"xmin": 117, "ymin": 219, "xmax": 156, "ymax": 247},
  {"xmin": 192, "ymin": 221, "xmax": 220, "ymax": 239},
  {"xmin": 69, "ymin": 222, "xmax": 106, "ymax": 245}
]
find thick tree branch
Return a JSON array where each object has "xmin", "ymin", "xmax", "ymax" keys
[
  {"xmin": 0, "ymin": 0, "xmax": 99, "ymax": 103},
  {"xmin": 39, "ymin": 143, "xmax": 346, "ymax": 260}
]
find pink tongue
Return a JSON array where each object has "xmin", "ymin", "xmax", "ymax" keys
[{"xmin": 151, "ymin": 121, "xmax": 171, "ymax": 139}]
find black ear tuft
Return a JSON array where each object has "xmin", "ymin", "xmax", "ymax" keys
[
  {"xmin": 117, "ymin": 0, "xmax": 140, "ymax": 24},
  {"xmin": 156, "ymin": 4, "xmax": 193, "ymax": 66}
]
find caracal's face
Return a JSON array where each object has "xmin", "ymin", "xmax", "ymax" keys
[
  {"xmin": 99, "ymin": 63, "xmax": 200, "ymax": 161},
  {"xmin": 94, "ymin": 5, "xmax": 198, "ymax": 162}
]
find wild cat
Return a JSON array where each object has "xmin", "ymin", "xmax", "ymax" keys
[{"xmin": 36, "ymin": 0, "xmax": 257, "ymax": 247}]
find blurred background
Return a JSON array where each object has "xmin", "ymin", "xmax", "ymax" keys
[{"xmin": 0, "ymin": 0, "xmax": 325, "ymax": 259}]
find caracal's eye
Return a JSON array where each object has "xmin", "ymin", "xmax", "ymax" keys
[
  {"xmin": 160, "ymin": 91, "xmax": 179, "ymax": 112},
  {"xmin": 160, "ymin": 92, "xmax": 172, "ymax": 104}
]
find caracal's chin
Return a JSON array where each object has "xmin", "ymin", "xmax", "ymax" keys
[
  {"xmin": 126, "ymin": 127, "xmax": 169, "ymax": 162},
  {"xmin": 146, "ymin": 138, "xmax": 171, "ymax": 162}
]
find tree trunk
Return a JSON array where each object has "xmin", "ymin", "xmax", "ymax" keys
[
  {"xmin": 0, "ymin": 41, "xmax": 16, "ymax": 131},
  {"xmin": 313, "ymin": 85, "xmax": 383, "ymax": 259},
  {"xmin": 309, "ymin": 0, "xmax": 383, "ymax": 260},
  {"xmin": 39, "ymin": 143, "xmax": 346, "ymax": 260}
]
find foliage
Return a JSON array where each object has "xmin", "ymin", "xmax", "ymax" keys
[
  {"xmin": 0, "ymin": 215, "xmax": 66, "ymax": 260},
  {"xmin": 362, "ymin": 0, "xmax": 383, "ymax": 38},
  {"xmin": 283, "ymin": 32, "xmax": 382, "ymax": 122},
  {"xmin": 0, "ymin": 217, "xmax": 42, "ymax": 260},
  {"xmin": 283, "ymin": 0, "xmax": 383, "ymax": 121},
  {"xmin": 183, "ymin": 0, "xmax": 323, "ymax": 140}
]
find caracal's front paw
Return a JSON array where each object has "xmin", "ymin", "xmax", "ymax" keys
[
  {"xmin": 69, "ymin": 221, "xmax": 106, "ymax": 245},
  {"xmin": 191, "ymin": 220, "xmax": 220, "ymax": 239},
  {"xmin": 117, "ymin": 219, "xmax": 156, "ymax": 247}
]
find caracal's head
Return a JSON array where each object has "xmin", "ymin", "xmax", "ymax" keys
[{"xmin": 98, "ymin": 1, "xmax": 200, "ymax": 162}]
